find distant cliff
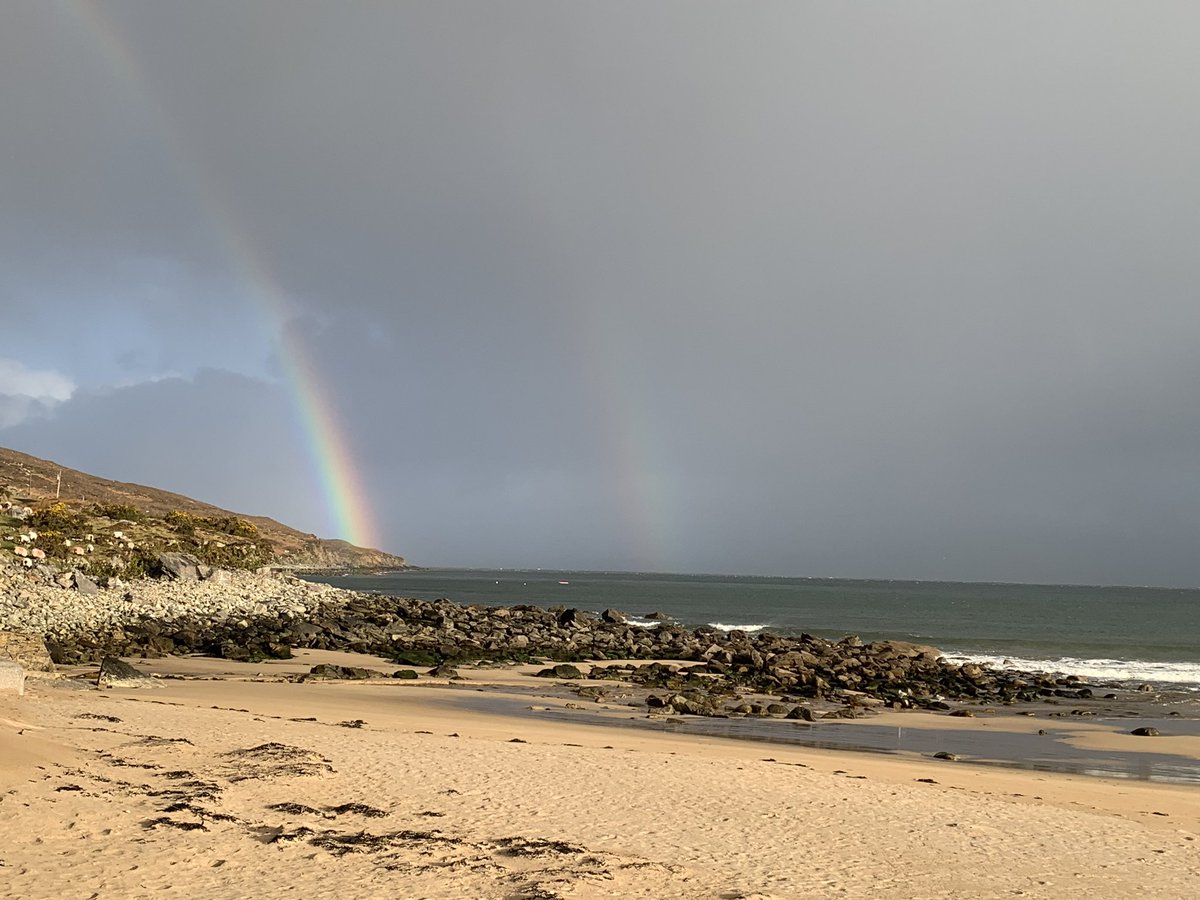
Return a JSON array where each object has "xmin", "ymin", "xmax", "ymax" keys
[{"xmin": 0, "ymin": 446, "xmax": 410, "ymax": 572}]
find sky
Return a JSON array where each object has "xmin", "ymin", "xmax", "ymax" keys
[{"xmin": 3, "ymin": 2, "xmax": 1200, "ymax": 586}]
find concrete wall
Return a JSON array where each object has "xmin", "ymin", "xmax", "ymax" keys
[{"xmin": 0, "ymin": 660, "xmax": 25, "ymax": 696}]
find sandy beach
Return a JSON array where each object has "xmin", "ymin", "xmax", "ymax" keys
[{"xmin": 3, "ymin": 651, "xmax": 1199, "ymax": 900}]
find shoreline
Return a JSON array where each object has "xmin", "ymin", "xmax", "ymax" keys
[
  {"xmin": 302, "ymin": 568, "xmax": 1200, "ymax": 693},
  {"xmin": 4, "ymin": 649, "xmax": 1200, "ymax": 898},
  {"xmin": 80, "ymin": 650, "xmax": 1200, "ymax": 785}
]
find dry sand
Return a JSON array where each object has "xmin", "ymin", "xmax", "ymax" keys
[{"xmin": 2, "ymin": 651, "xmax": 1199, "ymax": 899}]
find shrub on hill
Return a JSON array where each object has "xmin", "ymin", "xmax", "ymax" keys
[
  {"xmin": 191, "ymin": 536, "xmax": 273, "ymax": 570},
  {"xmin": 91, "ymin": 502, "xmax": 145, "ymax": 522},
  {"xmin": 165, "ymin": 510, "xmax": 197, "ymax": 535},
  {"xmin": 199, "ymin": 515, "xmax": 258, "ymax": 537},
  {"xmin": 28, "ymin": 502, "xmax": 84, "ymax": 533}
]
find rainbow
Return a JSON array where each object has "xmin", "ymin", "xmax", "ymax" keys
[
  {"xmin": 56, "ymin": 0, "xmax": 380, "ymax": 549},
  {"xmin": 574, "ymin": 305, "xmax": 674, "ymax": 571}
]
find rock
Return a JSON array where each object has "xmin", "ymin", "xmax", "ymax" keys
[
  {"xmin": 205, "ymin": 569, "xmax": 232, "ymax": 586},
  {"xmin": 308, "ymin": 664, "xmax": 376, "ymax": 680},
  {"xmin": 428, "ymin": 664, "xmax": 460, "ymax": 678},
  {"xmin": 156, "ymin": 552, "xmax": 202, "ymax": 581},
  {"xmin": 219, "ymin": 641, "xmax": 252, "ymax": 661},
  {"xmin": 786, "ymin": 705, "xmax": 817, "ymax": 722},
  {"xmin": 556, "ymin": 608, "xmax": 591, "ymax": 628},
  {"xmin": 73, "ymin": 572, "xmax": 101, "ymax": 595},
  {"xmin": 97, "ymin": 656, "xmax": 158, "ymax": 689},
  {"xmin": 1131, "ymin": 727, "xmax": 1161, "ymax": 737},
  {"xmin": 822, "ymin": 706, "xmax": 864, "ymax": 719},
  {"xmin": 643, "ymin": 611, "xmax": 670, "ymax": 621},
  {"xmin": 0, "ymin": 660, "xmax": 25, "ymax": 696},
  {"xmin": 870, "ymin": 640, "xmax": 943, "ymax": 662},
  {"xmin": 535, "ymin": 663, "xmax": 584, "ymax": 679},
  {"xmin": 933, "ymin": 751, "xmax": 959, "ymax": 761},
  {"xmin": 600, "ymin": 608, "xmax": 627, "ymax": 624},
  {"xmin": 43, "ymin": 641, "xmax": 70, "ymax": 665},
  {"xmin": 391, "ymin": 669, "xmax": 418, "ymax": 679}
]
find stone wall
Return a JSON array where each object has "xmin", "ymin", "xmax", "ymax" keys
[{"xmin": 0, "ymin": 630, "xmax": 55, "ymax": 672}]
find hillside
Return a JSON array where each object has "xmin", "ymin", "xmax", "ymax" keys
[{"xmin": 0, "ymin": 446, "xmax": 409, "ymax": 572}]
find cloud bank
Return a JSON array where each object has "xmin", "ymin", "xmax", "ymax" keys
[{"xmin": 3, "ymin": 3, "xmax": 1200, "ymax": 585}]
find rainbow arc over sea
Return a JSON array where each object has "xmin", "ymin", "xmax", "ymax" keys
[{"xmin": 62, "ymin": 0, "xmax": 380, "ymax": 549}]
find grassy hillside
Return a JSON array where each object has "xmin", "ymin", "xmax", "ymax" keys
[{"xmin": 0, "ymin": 447, "xmax": 409, "ymax": 573}]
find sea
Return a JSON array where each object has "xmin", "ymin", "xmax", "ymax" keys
[{"xmin": 304, "ymin": 568, "xmax": 1200, "ymax": 691}]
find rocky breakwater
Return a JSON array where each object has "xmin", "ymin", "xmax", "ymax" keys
[{"xmin": 1, "ymin": 562, "xmax": 1085, "ymax": 708}]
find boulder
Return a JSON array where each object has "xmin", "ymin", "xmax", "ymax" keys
[
  {"xmin": 870, "ymin": 640, "xmax": 943, "ymax": 663},
  {"xmin": 156, "ymin": 552, "xmax": 202, "ymax": 581},
  {"xmin": 535, "ymin": 663, "xmax": 584, "ymax": 679},
  {"xmin": 600, "ymin": 608, "xmax": 627, "ymax": 624},
  {"xmin": 786, "ymin": 705, "xmax": 817, "ymax": 722},
  {"xmin": 821, "ymin": 706, "xmax": 865, "ymax": 719},
  {"xmin": 393, "ymin": 649, "xmax": 439, "ymax": 667},
  {"xmin": 556, "ymin": 608, "xmax": 588, "ymax": 628},
  {"xmin": 73, "ymin": 572, "xmax": 101, "ymax": 595},
  {"xmin": 97, "ymin": 657, "xmax": 158, "ymax": 689},
  {"xmin": 308, "ymin": 664, "xmax": 377, "ymax": 680}
]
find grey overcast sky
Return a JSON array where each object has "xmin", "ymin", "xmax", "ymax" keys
[{"xmin": 3, "ymin": 2, "xmax": 1200, "ymax": 586}]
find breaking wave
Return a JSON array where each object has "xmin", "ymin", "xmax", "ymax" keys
[
  {"xmin": 707, "ymin": 622, "xmax": 769, "ymax": 634},
  {"xmin": 944, "ymin": 653, "xmax": 1200, "ymax": 689}
]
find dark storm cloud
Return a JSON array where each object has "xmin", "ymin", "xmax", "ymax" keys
[{"xmin": 3, "ymin": 2, "xmax": 1200, "ymax": 583}]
